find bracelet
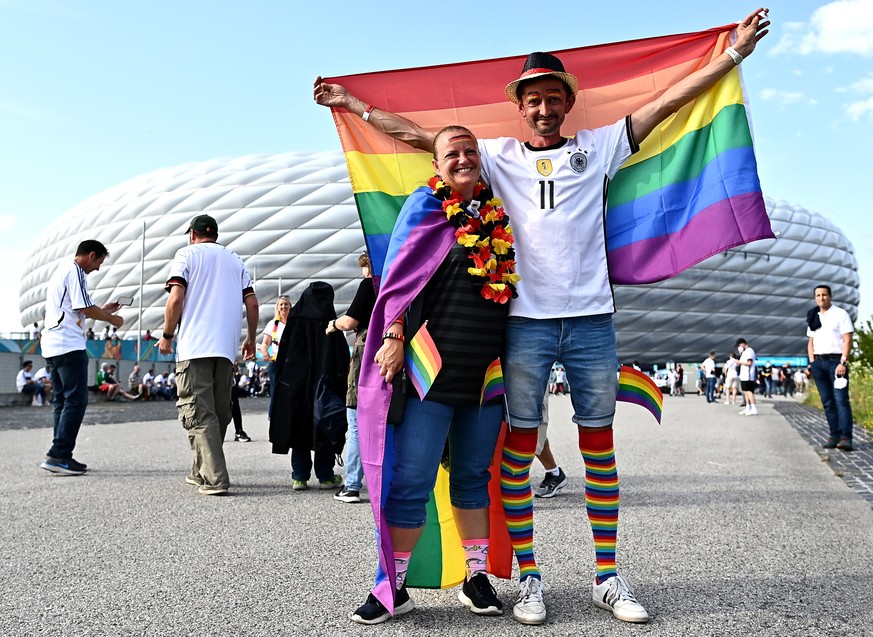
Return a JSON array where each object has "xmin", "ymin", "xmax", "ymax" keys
[
  {"xmin": 382, "ymin": 331, "xmax": 405, "ymax": 343},
  {"xmin": 725, "ymin": 46, "xmax": 743, "ymax": 65},
  {"xmin": 330, "ymin": 320, "xmax": 337, "ymax": 331},
  {"xmin": 361, "ymin": 104, "xmax": 376, "ymax": 122},
  {"xmin": 162, "ymin": 332, "xmax": 175, "ymax": 340}
]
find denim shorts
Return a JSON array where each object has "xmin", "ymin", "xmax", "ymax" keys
[
  {"xmin": 384, "ymin": 398, "xmax": 503, "ymax": 529},
  {"xmin": 504, "ymin": 314, "xmax": 618, "ymax": 429}
]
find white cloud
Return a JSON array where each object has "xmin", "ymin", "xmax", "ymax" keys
[
  {"xmin": 849, "ymin": 73, "xmax": 873, "ymax": 92},
  {"xmin": 770, "ymin": 0, "xmax": 873, "ymax": 56},
  {"xmin": 835, "ymin": 71, "xmax": 873, "ymax": 118},
  {"xmin": 760, "ymin": 88, "xmax": 819, "ymax": 107},
  {"xmin": 846, "ymin": 96, "xmax": 873, "ymax": 119}
]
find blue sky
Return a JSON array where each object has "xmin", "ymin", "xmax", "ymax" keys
[{"xmin": 1, "ymin": 0, "xmax": 871, "ymax": 333}]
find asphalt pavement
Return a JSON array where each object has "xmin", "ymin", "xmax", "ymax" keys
[{"xmin": 2, "ymin": 393, "xmax": 872, "ymax": 636}]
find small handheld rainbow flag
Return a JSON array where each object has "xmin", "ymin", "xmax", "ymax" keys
[
  {"xmin": 405, "ymin": 321, "xmax": 442, "ymax": 399},
  {"xmin": 480, "ymin": 358, "xmax": 505, "ymax": 407},
  {"xmin": 617, "ymin": 366, "xmax": 663, "ymax": 424}
]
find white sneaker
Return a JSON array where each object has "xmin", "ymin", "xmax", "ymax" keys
[
  {"xmin": 592, "ymin": 574, "xmax": 650, "ymax": 623},
  {"xmin": 746, "ymin": 406, "xmax": 758, "ymax": 416},
  {"xmin": 513, "ymin": 577, "xmax": 546, "ymax": 625},
  {"xmin": 738, "ymin": 407, "xmax": 750, "ymax": 416}
]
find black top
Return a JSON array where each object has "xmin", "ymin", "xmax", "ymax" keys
[
  {"xmin": 415, "ymin": 243, "xmax": 509, "ymax": 406},
  {"xmin": 346, "ymin": 277, "xmax": 376, "ymax": 330}
]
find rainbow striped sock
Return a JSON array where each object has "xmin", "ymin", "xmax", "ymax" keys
[
  {"xmin": 579, "ymin": 428, "xmax": 619, "ymax": 584},
  {"xmin": 500, "ymin": 427, "xmax": 540, "ymax": 580}
]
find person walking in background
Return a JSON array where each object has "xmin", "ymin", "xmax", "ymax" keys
[
  {"xmin": 807, "ymin": 284, "xmax": 854, "ymax": 451},
  {"xmin": 534, "ymin": 396, "xmax": 568, "ymax": 498},
  {"xmin": 17, "ymin": 360, "xmax": 46, "ymax": 407},
  {"xmin": 761, "ymin": 361, "xmax": 773, "ymax": 397},
  {"xmin": 158, "ymin": 214, "xmax": 259, "ymax": 496},
  {"xmin": 736, "ymin": 338, "xmax": 758, "ymax": 416},
  {"xmin": 723, "ymin": 352, "xmax": 740, "ymax": 405},
  {"xmin": 230, "ymin": 367, "xmax": 251, "ymax": 443},
  {"xmin": 259, "ymin": 295, "xmax": 291, "ymax": 417},
  {"xmin": 39, "ymin": 240, "xmax": 123, "ymax": 475},
  {"xmin": 326, "ymin": 252, "xmax": 376, "ymax": 505},
  {"xmin": 701, "ymin": 352, "xmax": 717, "ymax": 403}
]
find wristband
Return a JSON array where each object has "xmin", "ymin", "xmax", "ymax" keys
[
  {"xmin": 725, "ymin": 47, "xmax": 743, "ymax": 65},
  {"xmin": 382, "ymin": 331, "xmax": 405, "ymax": 343},
  {"xmin": 330, "ymin": 320, "xmax": 337, "ymax": 331},
  {"xmin": 362, "ymin": 104, "xmax": 376, "ymax": 122},
  {"xmin": 162, "ymin": 332, "xmax": 175, "ymax": 340}
]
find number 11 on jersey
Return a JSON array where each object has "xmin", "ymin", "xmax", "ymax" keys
[{"xmin": 539, "ymin": 180, "xmax": 555, "ymax": 210}]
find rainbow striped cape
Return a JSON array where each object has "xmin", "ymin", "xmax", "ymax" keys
[
  {"xmin": 354, "ymin": 189, "xmax": 512, "ymax": 613},
  {"xmin": 324, "ymin": 24, "xmax": 773, "ymax": 286}
]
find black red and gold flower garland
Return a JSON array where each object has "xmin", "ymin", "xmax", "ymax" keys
[{"xmin": 428, "ymin": 175, "xmax": 519, "ymax": 304}]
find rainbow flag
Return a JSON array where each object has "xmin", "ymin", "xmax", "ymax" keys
[
  {"xmin": 324, "ymin": 24, "xmax": 773, "ymax": 286},
  {"xmin": 480, "ymin": 358, "xmax": 505, "ymax": 407},
  {"xmin": 405, "ymin": 421, "xmax": 513, "ymax": 588},
  {"xmin": 404, "ymin": 320, "xmax": 442, "ymax": 399},
  {"xmin": 617, "ymin": 366, "xmax": 664, "ymax": 423}
]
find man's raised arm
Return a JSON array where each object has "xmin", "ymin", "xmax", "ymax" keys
[
  {"xmin": 631, "ymin": 8, "xmax": 770, "ymax": 145},
  {"xmin": 313, "ymin": 77, "xmax": 436, "ymax": 153}
]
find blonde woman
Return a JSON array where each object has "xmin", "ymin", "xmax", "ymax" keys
[{"xmin": 260, "ymin": 295, "xmax": 291, "ymax": 417}]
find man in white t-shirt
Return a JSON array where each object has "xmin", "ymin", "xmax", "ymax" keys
[
  {"xmin": 39, "ymin": 240, "xmax": 123, "ymax": 475},
  {"xmin": 806, "ymin": 284, "xmax": 854, "ymax": 451},
  {"xmin": 314, "ymin": 10, "xmax": 771, "ymax": 626},
  {"xmin": 701, "ymin": 352, "xmax": 717, "ymax": 403},
  {"xmin": 158, "ymin": 214, "xmax": 259, "ymax": 496},
  {"xmin": 736, "ymin": 338, "xmax": 758, "ymax": 416}
]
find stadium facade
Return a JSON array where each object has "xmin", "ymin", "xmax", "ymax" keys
[{"xmin": 20, "ymin": 152, "xmax": 860, "ymax": 364}]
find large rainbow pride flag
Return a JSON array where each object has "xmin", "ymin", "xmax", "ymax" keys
[{"xmin": 324, "ymin": 24, "xmax": 773, "ymax": 285}]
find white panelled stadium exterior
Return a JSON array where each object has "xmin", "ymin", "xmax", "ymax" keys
[{"xmin": 20, "ymin": 152, "xmax": 859, "ymax": 364}]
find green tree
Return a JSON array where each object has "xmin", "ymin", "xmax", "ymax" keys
[{"xmin": 853, "ymin": 318, "xmax": 873, "ymax": 369}]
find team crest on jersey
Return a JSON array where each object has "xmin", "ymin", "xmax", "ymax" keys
[
  {"xmin": 570, "ymin": 152, "xmax": 588, "ymax": 174},
  {"xmin": 536, "ymin": 159, "xmax": 553, "ymax": 177}
]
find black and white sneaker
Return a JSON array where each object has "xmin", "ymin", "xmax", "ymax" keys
[
  {"xmin": 40, "ymin": 457, "xmax": 87, "ymax": 476},
  {"xmin": 458, "ymin": 573, "xmax": 503, "ymax": 616},
  {"xmin": 234, "ymin": 431, "xmax": 251, "ymax": 442},
  {"xmin": 351, "ymin": 586, "xmax": 414, "ymax": 625},
  {"xmin": 592, "ymin": 574, "xmax": 650, "ymax": 623},
  {"xmin": 535, "ymin": 468, "xmax": 567, "ymax": 498},
  {"xmin": 334, "ymin": 486, "xmax": 361, "ymax": 503}
]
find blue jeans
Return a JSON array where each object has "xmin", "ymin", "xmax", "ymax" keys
[
  {"xmin": 46, "ymin": 349, "xmax": 89, "ymax": 459},
  {"xmin": 385, "ymin": 398, "xmax": 503, "ymax": 528},
  {"xmin": 344, "ymin": 408, "xmax": 363, "ymax": 491},
  {"xmin": 810, "ymin": 359, "xmax": 853, "ymax": 441},
  {"xmin": 20, "ymin": 381, "xmax": 46, "ymax": 401},
  {"xmin": 291, "ymin": 447, "xmax": 336, "ymax": 482},
  {"xmin": 504, "ymin": 314, "xmax": 618, "ymax": 429},
  {"xmin": 705, "ymin": 377, "xmax": 716, "ymax": 402}
]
